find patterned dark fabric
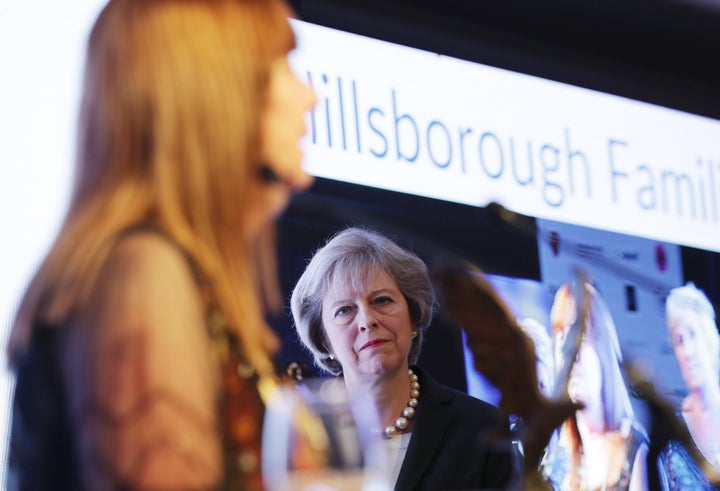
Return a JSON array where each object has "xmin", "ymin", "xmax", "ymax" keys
[
  {"xmin": 658, "ymin": 440, "xmax": 718, "ymax": 491},
  {"xmin": 209, "ymin": 312, "xmax": 266, "ymax": 491},
  {"xmin": 541, "ymin": 422, "xmax": 648, "ymax": 491}
]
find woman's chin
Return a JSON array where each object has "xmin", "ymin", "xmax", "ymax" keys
[{"xmin": 360, "ymin": 356, "xmax": 403, "ymax": 377}]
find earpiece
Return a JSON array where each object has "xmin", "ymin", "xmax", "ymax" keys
[
  {"xmin": 259, "ymin": 162, "xmax": 313, "ymax": 190},
  {"xmin": 259, "ymin": 164, "xmax": 281, "ymax": 184}
]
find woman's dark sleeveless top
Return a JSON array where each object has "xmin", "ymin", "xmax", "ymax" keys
[{"xmin": 8, "ymin": 325, "xmax": 81, "ymax": 491}]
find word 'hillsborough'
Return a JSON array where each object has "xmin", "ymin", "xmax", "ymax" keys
[{"xmin": 291, "ymin": 20, "xmax": 720, "ymax": 252}]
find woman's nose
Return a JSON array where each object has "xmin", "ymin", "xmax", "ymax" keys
[
  {"xmin": 296, "ymin": 72, "xmax": 317, "ymax": 111},
  {"xmin": 356, "ymin": 306, "xmax": 378, "ymax": 331},
  {"xmin": 683, "ymin": 338, "xmax": 697, "ymax": 356},
  {"xmin": 306, "ymin": 83, "xmax": 317, "ymax": 110}
]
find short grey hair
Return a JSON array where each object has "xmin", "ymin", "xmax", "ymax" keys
[
  {"xmin": 666, "ymin": 282, "xmax": 719, "ymax": 376},
  {"xmin": 290, "ymin": 227, "xmax": 436, "ymax": 375}
]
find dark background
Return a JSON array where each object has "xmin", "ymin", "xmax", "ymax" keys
[
  {"xmin": 272, "ymin": 0, "xmax": 720, "ymax": 391},
  {"xmin": 288, "ymin": 0, "xmax": 720, "ymax": 119}
]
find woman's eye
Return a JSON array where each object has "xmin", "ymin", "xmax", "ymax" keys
[
  {"xmin": 334, "ymin": 306, "xmax": 351, "ymax": 317},
  {"xmin": 374, "ymin": 296, "xmax": 392, "ymax": 305}
]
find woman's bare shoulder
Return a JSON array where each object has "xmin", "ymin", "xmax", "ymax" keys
[
  {"xmin": 82, "ymin": 229, "xmax": 206, "ymax": 333},
  {"xmin": 104, "ymin": 230, "xmax": 192, "ymax": 275}
]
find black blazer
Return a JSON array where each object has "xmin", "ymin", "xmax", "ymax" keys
[{"xmin": 394, "ymin": 367, "xmax": 514, "ymax": 490}]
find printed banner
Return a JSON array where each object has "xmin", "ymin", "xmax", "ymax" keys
[{"xmin": 290, "ymin": 20, "xmax": 720, "ymax": 252}]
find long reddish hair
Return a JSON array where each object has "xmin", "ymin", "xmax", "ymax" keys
[{"xmin": 9, "ymin": 0, "xmax": 296, "ymax": 375}]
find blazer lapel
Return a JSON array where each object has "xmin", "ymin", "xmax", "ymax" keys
[{"xmin": 393, "ymin": 368, "xmax": 454, "ymax": 490}]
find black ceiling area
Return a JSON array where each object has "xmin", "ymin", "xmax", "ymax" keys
[
  {"xmin": 278, "ymin": 0, "xmax": 720, "ymax": 281},
  {"xmin": 288, "ymin": 0, "xmax": 720, "ymax": 119}
]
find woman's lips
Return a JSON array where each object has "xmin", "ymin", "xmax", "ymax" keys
[{"xmin": 359, "ymin": 339, "xmax": 388, "ymax": 351}]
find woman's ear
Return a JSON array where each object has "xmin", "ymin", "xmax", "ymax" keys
[{"xmin": 322, "ymin": 340, "xmax": 334, "ymax": 359}]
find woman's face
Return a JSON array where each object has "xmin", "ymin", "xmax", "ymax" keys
[
  {"xmin": 568, "ymin": 340, "xmax": 602, "ymax": 411},
  {"xmin": 253, "ymin": 54, "xmax": 316, "ymax": 230},
  {"xmin": 551, "ymin": 285, "xmax": 577, "ymax": 375},
  {"xmin": 670, "ymin": 311, "xmax": 716, "ymax": 391},
  {"xmin": 551, "ymin": 286, "xmax": 577, "ymax": 334},
  {"xmin": 321, "ymin": 267, "xmax": 415, "ymax": 382}
]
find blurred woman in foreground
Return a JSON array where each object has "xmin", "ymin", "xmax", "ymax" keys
[{"xmin": 7, "ymin": 1, "xmax": 315, "ymax": 489}]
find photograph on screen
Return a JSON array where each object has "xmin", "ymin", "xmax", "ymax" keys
[{"xmin": 463, "ymin": 218, "xmax": 720, "ymax": 490}]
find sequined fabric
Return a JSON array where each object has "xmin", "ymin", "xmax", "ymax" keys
[{"xmin": 208, "ymin": 310, "xmax": 266, "ymax": 491}]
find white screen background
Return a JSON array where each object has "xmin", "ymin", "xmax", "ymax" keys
[{"xmin": 0, "ymin": 1, "xmax": 105, "ymax": 485}]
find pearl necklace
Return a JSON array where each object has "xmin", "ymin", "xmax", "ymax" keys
[{"xmin": 383, "ymin": 369, "xmax": 420, "ymax": 439}]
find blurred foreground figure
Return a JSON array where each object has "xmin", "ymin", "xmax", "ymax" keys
[
  {"xmin": 6, "ymin": 0, "xmax": 315, "ymax": 489},
  {"xmin": 432, "ymin": 259, "xmax": 580, "ymax": 490}
]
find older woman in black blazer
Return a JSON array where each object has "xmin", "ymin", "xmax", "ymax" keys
[{"xmin": 290, "ymin": 227, "xmax": 513, "ymax": 490}]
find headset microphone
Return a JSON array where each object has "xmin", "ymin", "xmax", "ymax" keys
[{"xmin": 259, "ymin": 164, "xmax": 281, "ymax": 184}]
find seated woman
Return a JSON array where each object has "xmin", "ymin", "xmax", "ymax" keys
[
  {"xmin": 659, "ymin": 282, "xmax": 720, "ymax": 490},
  {"xmin": 289, "ymin": 226, "xmax": 514, "ymax": 490},
  {"xmin": 541, "ymin": 281, "xmax": 649, "ymax": 491}
]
